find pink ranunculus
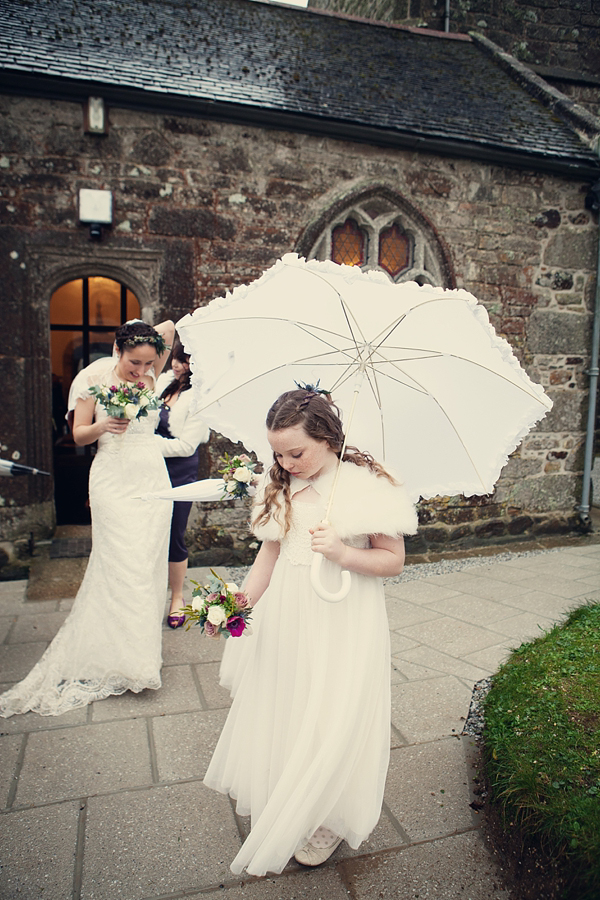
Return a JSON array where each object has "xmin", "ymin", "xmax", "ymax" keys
[
  {"xmin": 137, "ymin": 381, "xmax": 145, "ymax": 389},
  {"xmin": 234, "ymin": 592, "xmax": 248, "ymax": 608},
  {"xmin": 205, "ymin": 592, "xmax": 219, "ymax": 604},
  {"xmin": 110, "ymin": 385, "xmax": 117, "ymax": 391},
  {"xmin": 226, "ymin": 616, "xmax": 246, "ymax": 637},
  {"xmin": 204, "ymin": 620, "xmax": 220, "ymax": 639},
  {"xmin": 238, "ymin": 454, "xmax": 250, "ymax": 462}
]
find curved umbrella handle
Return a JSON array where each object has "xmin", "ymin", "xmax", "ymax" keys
[{"xmin": 310, "ymin": 552, "xmax": 352, "ymax": 603}]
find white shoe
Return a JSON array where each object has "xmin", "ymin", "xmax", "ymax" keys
[{"xmin": 294, "ymin": 827, "xmax": 343, "ymax": 867}]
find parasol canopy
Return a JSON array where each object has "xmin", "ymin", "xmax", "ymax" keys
[{"xmin": 175, "ymin": 254, "xmax": 552, "ymax": 504}]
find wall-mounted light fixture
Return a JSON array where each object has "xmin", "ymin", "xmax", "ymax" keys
[
  {"xmin": 79, "ymin": 188, "xmax": 113, "ymax": 241},
  {"xmin": 84, "ymin": 96, "xmax": 106, "ymax": 134}
]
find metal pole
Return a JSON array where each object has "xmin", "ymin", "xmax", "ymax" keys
[
  {"xmin": 444, "ymin": 0, "xmax": 450, "ymax": 32},
  {"xmin": 579, "ymin": 168, "xmax": 600, "ymax": 526}
]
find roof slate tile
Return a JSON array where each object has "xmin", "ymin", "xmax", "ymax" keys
[{"xmin": 0, "ymin": 0, "xmax": 597, "ymax": 166}]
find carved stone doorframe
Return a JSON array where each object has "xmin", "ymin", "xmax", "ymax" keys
[{"xmin": 24, "ymin": 244, "xmax": 165, "ymax": 524}]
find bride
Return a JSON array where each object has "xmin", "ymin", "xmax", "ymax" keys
[{"xmin": 0, "ymin": 319, "xmax": 175, "ymax": 717}]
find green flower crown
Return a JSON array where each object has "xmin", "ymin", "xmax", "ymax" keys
[{"xmin": 123, "ymin": 333, "xmax": 168, "ymax": 356}]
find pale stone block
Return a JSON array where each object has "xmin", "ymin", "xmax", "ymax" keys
[
  {"xmin": 0, "ymin": 801, "xmax": 80, "ymax": 900},
  {"xmin": 398, "ymin": 616, "xmax": 505, "ymax": 658},
  {"xmin": 389, "ymin": 632, "xmax": 421, "ymax": 655},
  {"xmin": 385, "ymin": 597, "xmax": 441, "ymax": 630},
  {"xmin": 186, "ymin": 868, "xmax": 351, "ymax": 900},
  {"xmin": 0, "ymin": 732, "xmax": 22, "ymax": 807},
  {"xmin": 152, "ymin": 708, "xmax": 229, "ymax": 781},
  {"xmin": 454, "ymin": 577, "xmax": 531, "ymax": 603},
  {"xmin": 16, "ymin": 718, "xmax": 152, "ymax": 805},
  {"xmin": 384, "ymin": 582, "xmax": 461, "ymax": 605},
  {"xmin": 397, "ymin": 645, "xmax": 492, "ymax": 682},
  {"xmin": 92, "ymin": 664, "xmax": 202, "ymax": 722},
  {"xmin": 463, "ymin": 643, "xmax": 512, "ymax": 672},
  {"xmin": 0, "ymin": 641, "xmax": 46, "ymax": 682},
  {"xmin": 424, "ymin": 594, "xmax": 523, "ymax": 626},
  {"xmin": 82, "ymin": 782, "xmax": 240, "ymax": 898},
  {"xmin": 342, "ymin": 830, "xmax": 510, "ymax": 899},
  {"xmin": 194, "ymin": 660, "xmax": 234, "ymax": 709},
  {"xmin": 162, "ymin": 624, "xmax": 226, "ymax": 665},
  {"xmin": 486, "ymin": 611, "xmax": 557, "ymax": 642},
  {"xmin": 0, "ymin": 701, "xmax": 88, "ymax": 734},
  {"xmin": 391, "ymin": 676, "xmax": 471, "ymax": 744},
  {"xmin": 8, "ymin": 611, "xmax": 68, "ymax": 644},
  {"xmin": 384, "ymin": 740, "xmax": 474, "ymax": 841},
  {"xmin": 0, "ymin": 615, "xmax": 11, "ymax": 643}
]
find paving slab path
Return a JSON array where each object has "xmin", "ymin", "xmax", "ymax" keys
[{"xmin": 1, "ymin": 539, "xmax": 599, "ymax": 900}]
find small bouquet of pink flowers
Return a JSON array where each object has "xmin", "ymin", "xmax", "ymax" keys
[
  {"xmin": 183, "ymin": 570, "xmax": 252, "ymax": 639},
  {"xmin": 218, "ymin": 452, "xmax": 260, "ymax": 500},
  {"xmin": 89, "ymin": 381, "xmax": 162, "ymax": 420}
]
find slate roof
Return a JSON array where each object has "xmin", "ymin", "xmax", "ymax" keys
[{"xmin": 0, "ymin": 0, "xmax": 598, "ymax": 174}]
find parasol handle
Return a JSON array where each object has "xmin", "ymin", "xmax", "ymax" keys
[{"xmin": 310, "ymin": 552, "xmax": 352, "ymax": 603}]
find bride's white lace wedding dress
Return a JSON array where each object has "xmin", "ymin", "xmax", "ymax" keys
[{"xmin": 0, "ymin": 362, "xmax": 173, "ymax": 717}]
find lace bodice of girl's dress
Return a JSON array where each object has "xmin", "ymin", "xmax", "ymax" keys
[{"xmin": 280, "ymin": 500, "xmax": 369, "ymax": 567}]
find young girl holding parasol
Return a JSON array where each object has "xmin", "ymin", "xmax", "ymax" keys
[{"xmin": 203, "ymin": 386, "xmax": 418, "ymax": 876}]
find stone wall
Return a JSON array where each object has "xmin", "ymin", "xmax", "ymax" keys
[{"xmin": 0, "ymin": 92, "xmax": 597, "ymax": 563}]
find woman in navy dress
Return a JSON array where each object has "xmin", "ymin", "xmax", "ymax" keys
[{"xmin": 155, "ymin": 338, "xmax": 210, "ymax": 627}]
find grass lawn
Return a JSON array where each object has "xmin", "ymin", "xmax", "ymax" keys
[{"xmin": 483, "ymin": 601, "xmax": 600, "ymax": 900}]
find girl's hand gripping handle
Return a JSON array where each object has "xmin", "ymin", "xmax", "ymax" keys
[
  {"xmin": 309, "ymin": 521, "xmax": 351, "ymax": 602},
  {"xmin": 310, "ymin": 552, "xmax": 352, "ymax": 602}
]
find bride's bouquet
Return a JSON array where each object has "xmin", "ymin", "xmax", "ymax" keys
[
  {"xmin": 183, "ymin": 570, "xmax": 252, "ymax": 639},
  {"xmin": 89, "ymin": 382, "xmax": 162, "ymax": 420},
  {"xmin": 218, "ymin": 453, "xmax": 260, "ymax": 500}
]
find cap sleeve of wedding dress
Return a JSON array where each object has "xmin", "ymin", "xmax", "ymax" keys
[{"xmin": 67, "ymin": 357, "xmax": 117, "ymax": 411}]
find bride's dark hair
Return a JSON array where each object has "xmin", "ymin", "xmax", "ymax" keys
[
  {"xmin": 252, "ymin": 389, "xmax": 396, "ymax": 536},
  {"xmin": 160, "ymin": 338, "xmax": 192, "ymax": 401},
  {"xmin": 115, "ymin": 321, "xmax": 165, "ymax": 355}
]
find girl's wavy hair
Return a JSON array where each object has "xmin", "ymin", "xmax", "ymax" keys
[
  {"xmin": 252, "ymin": 388, "xmax": 396, "ymax": 537},
  {"xmin": 160, "ymin": 338, "xmax": 192, "ymax": 401},
  {"xmin": 115, "ymin": 321, "xmax": 167, "ymax": 357}
]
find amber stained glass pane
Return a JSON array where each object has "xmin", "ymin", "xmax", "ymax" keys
[
  {"xmin": 331, "ymin": 219, "xmax": 365, "ymax": 267},
  {"xmin": 379, "ymin": 224, "xmax": 410, "ymax": 278},
  {"xmin": 50, "ymin": 279, "xmax": 83, "ymax": 325}
]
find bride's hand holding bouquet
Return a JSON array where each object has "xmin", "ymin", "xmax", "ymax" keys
[{"xmin": 90, "ymin": 382, "xmax": 163, "ymax": 436}]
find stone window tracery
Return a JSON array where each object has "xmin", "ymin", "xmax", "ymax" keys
[{"xmin": 308, "ymin": 194, "xmax": 444, "ymax": 286}]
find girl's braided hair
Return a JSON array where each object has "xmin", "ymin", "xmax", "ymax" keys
[{"xmin": 252, "ymin": 388, "xmax": 396, "ymax": 537}]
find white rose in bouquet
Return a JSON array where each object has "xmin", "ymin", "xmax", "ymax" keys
[
  {"xmin": 226, "ymin": 582, "xmax": 239, "ymax": 592},
  {"xmin": 233, "ymin": 466, "xmax": 252, "ymax": 483},
  {"xmin": 138, "ymin": 394, "xmax": 151, "ymax": 408},
  {"xmin": 225, "ymin": 481, "xmax": 237, "ymax": 493},
  {"xmin": 124, "ymin": 403, "xmax": 139, "ymax": 419},
  {"xmin": 207, "ymin": 605, "xmax": 228, "ymax": 626},
  {"xmin": 190, "ymin": 596, "xmax": 205, "ymax": 613}
]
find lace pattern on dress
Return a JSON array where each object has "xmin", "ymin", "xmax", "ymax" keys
[{"xmin": 281, "ymin": 500, "xmax": 369, "ymax": 567}]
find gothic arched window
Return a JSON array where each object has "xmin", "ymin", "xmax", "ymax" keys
[
  {"xmin": 307, "ymin": 193, "xmax": 444, "ymax": 286},
  {"xmin": 331, "ymin": 218, "xmax": 367, "ymax": 267}
]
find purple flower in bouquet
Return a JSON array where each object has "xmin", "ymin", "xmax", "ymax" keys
[{"xmin": 226, "ymin": 616, "xmax": 246, "ymax": 637}]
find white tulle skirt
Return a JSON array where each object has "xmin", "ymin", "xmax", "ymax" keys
[{"xmin": 203, "ymin": 553, "xmax": 391, "ymax": 876}]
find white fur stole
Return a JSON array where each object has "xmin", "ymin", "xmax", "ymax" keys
[{"xmin": 251, "ymin": 461, "xmax": 418, "ymax": 542}]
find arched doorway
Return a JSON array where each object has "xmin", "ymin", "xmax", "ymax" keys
[{"xmin": 51, "ymin": 276, "xmax": 141, "ymax": 524}]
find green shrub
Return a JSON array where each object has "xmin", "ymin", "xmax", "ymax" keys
[{"xmin": 483, "ymin": 602, "xmax": 600, "ymax": 900}]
